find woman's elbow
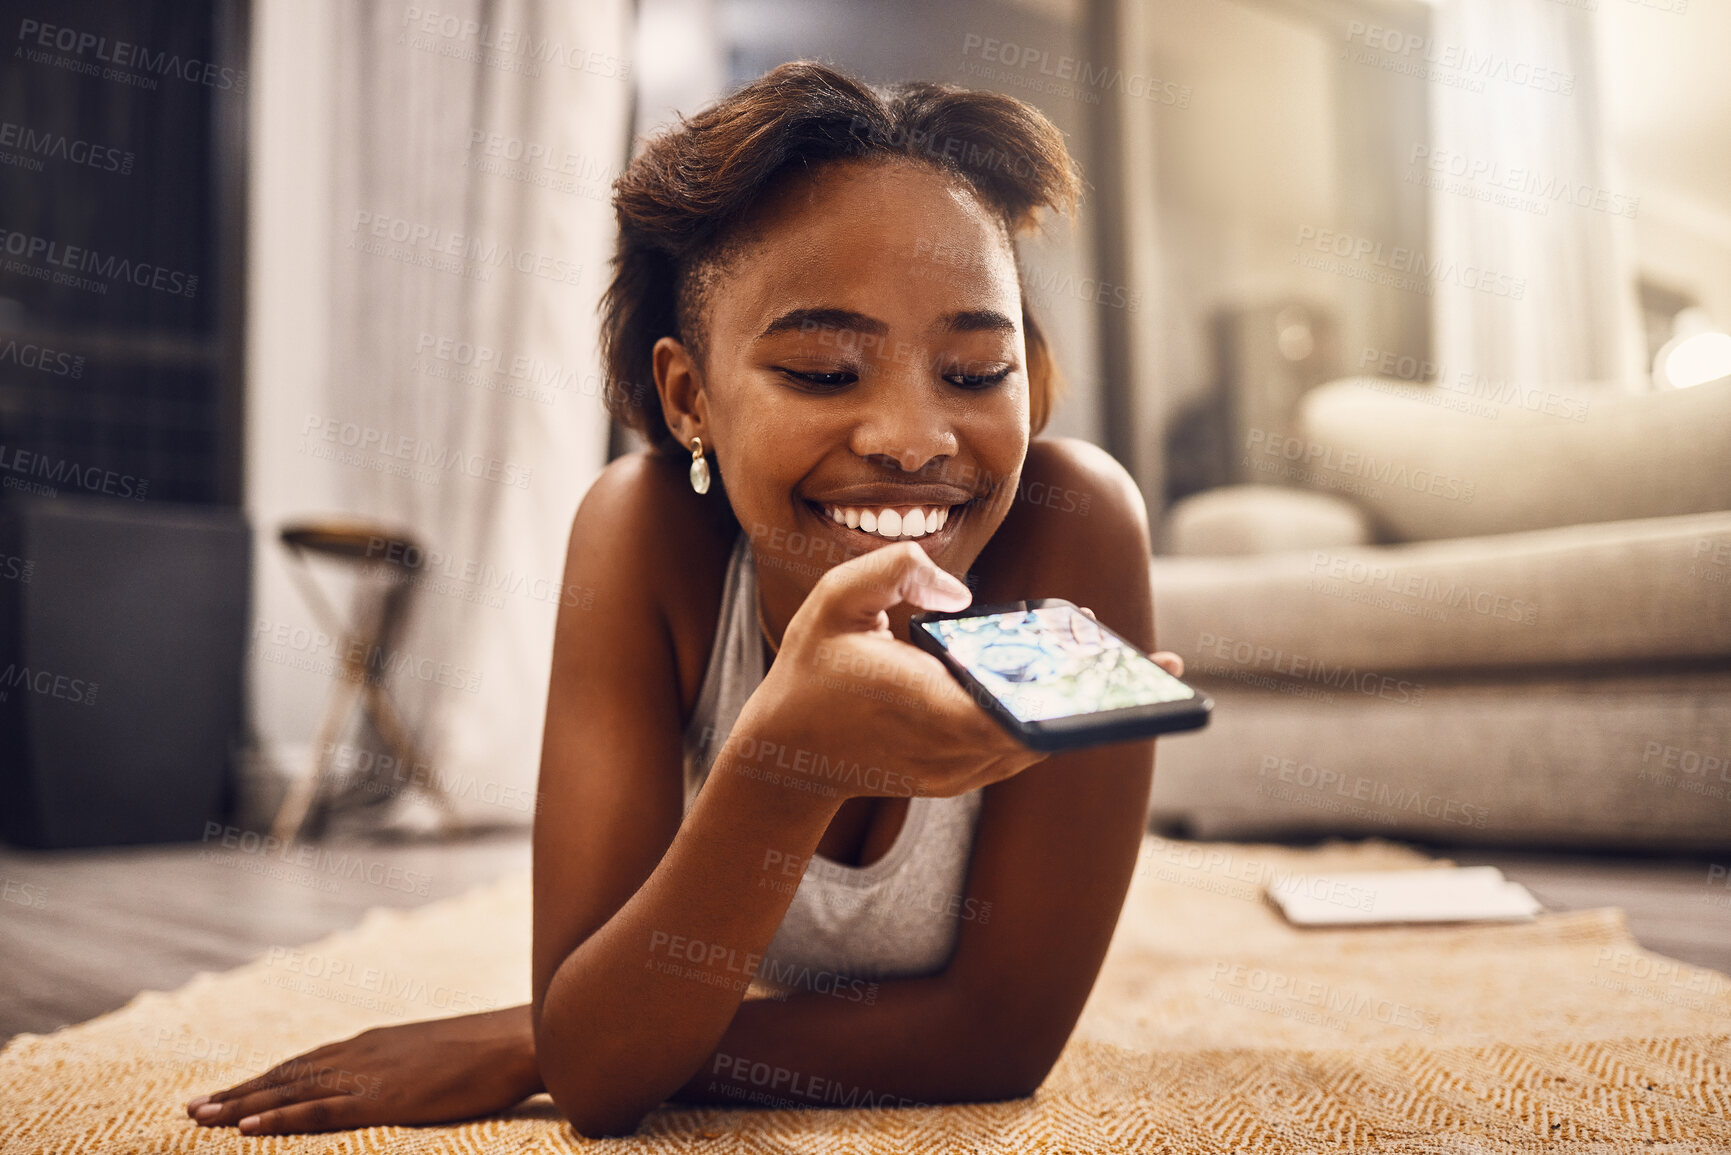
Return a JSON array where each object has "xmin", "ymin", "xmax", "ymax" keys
[
  {"xmin": 973, "ymin": 1050, "xmax": 1057, "ymax": 1102},
  {"xmin": 953, "ymin": 1002, "xmax": 1069, "ymax": 1101},
  {"xmin": 542, "ymin": 1068, "xmax": 651, "ymax": 1139},
  {"xmin": 534, "ymin": 1017, "xmax": 652, "ymax": 1137},
  {"xmin": 560, "ymin": 1100, "xmax": 649, "ymax": 1140}
]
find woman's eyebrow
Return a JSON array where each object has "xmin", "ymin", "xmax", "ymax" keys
[
  {"xmin": 758, "ymin": 307, "xmax": 887, "ymax": 340},
  {"xmin": 755, "ymin": 307, "xmax": 1019, "ymax": 342},
  {"xmin": 936, "ymin": 309, "xmax": 1018, "ymax": 337}
]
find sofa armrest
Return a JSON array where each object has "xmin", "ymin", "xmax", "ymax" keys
[
  {"xmin": 1161, "ymin": 484, "xmax": 1376, "ymax": 557},
  {"xmin": 1295, "ymin": 375, "xmax": 1731, "ymax": 542},
  {"xmin": 1153, "ymin": 509, "xmax": 1731, "ymax": 674}
]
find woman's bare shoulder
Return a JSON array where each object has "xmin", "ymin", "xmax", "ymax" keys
[
  {"xmin": 1022, "ymin": 437, "xmax": 1146, "ymax": 523},
  {"xmin": 570, "ymin": 449, "xmax": 737, "ymax": 564},
  {"xmin": 976, "ymin": 437, "xmax": 1150, "ymax": 596},
  {"xmin": 562, "ymin": 451, "xmax": 737, "ymax": 710}
]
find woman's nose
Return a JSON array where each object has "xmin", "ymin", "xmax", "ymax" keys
[
  {"xmin": 851, "ymin": 427, "xmax": 959, "ymax": 473},
  {"xmin": 847, "ymin": 389, "xmax": 960, "ymax": 471}
]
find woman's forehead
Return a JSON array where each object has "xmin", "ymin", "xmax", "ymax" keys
[
  {"xmin": 742, "ymin": 158, "xmax": 1012, "ymax": 261},
  {"xmin": 712, "ymin": 161, "xmax": 1022, "ymax": 328}
]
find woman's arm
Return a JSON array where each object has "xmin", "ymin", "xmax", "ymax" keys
[
  {"xmin": 529, "ymin": 455, "xmax": 833, "ymax": 1136},
  {"xmin": 182, "ymin": 456, "xmax": 824, "ymax": 1138},
  {"xmin": 664, "ymin": 438, "xmax": 1162, "ymax": 1109},
  {"xmin": 534, "ymin": 732, "xmax": 848, "ymax": 1136},
  {"xmin": 670, "ymin": 734, "xmax": 1154, "ymax": 1108},
  {"xmin": 530, "ymin": 458, "xmax": 1036, "ymax": 1136},
  {"xmin": 183, "ymin": 454, "xmax": 717, "ymax": 1138}
]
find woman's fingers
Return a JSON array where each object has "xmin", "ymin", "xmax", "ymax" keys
[
  {"xmin": 234, "ymin": 1095, "xmax": 370, "ymax": 1136},
  {"xmin": 189, "ymin": 1045, "xmax": 344, "ymax": 1108},
  {"xmin": 188, "ymin": 1074, "xmax": 268, "ymax": 1110},
  {"xmin": 192, "ymin": 1076, "xmax": 329, "ymax": 1126},
  {"xmin": 189, "ymin": 1049, "xmax": 383, "ymax": 1127},
  {"xmin": 192, "ymin": 1054, "xmax": 322, "ymax": 1106},
  {"xmin": 801, "ymin": 540, "xmax": 971, "ymax": 637}
]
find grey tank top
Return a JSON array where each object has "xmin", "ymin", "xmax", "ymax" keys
[{"xmin": 680, "ymin": 532, "xmax": 987, "ymax": 986}]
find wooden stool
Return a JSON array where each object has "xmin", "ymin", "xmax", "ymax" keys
[{"xmin": 270, "ymin": 517, "xmax": 464, "ymax": 843}]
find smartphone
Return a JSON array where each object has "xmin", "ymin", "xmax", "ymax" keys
[{"xmin": 909, "ymin": 598, "xmax": 1212, "ymax": 752}]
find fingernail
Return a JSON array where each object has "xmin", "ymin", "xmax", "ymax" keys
[
  {"xmin": 926, "ymin": 565, "xmax": 971, "ymax": 600},
  {"xmin": 238, "ymin": 1115, "xmax": 261, "ymax": 1133},
  {"xmin": 194, "ymin": 1103, "xmax": 222, "ymax": 1121},
  {"xmin": 184, "ymin": 1094, "xmax": 210, "ymax": 1112}
]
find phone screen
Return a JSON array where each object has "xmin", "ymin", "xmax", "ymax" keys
[{"xmin": 918, "ymin": 604, "xmax": 1194, "ymax": 723}]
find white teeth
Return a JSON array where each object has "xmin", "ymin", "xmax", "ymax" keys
[{"xmin": 821, "ymin": 504, "xmax": 955, "ymax": 539}]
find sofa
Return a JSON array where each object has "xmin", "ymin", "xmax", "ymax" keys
[{"xmin": 1147, "ymin": 374, "xmax": 1731, "ymax": 853}]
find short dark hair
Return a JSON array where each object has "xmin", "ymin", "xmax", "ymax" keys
[{"xmin": 600, "ymin": 60, "xmax": 1084, "ymax": 457}]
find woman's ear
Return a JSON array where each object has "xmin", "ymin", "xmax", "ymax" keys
[{"xmin": 653, "ymin": 335, "xmax": 707, "ymax": 444}]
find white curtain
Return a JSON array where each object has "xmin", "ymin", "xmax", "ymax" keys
[
  {"xmin": 1429, "ymin": 0, "xmax": 1645, "ymax": 390},
  {"xmin": 320, "ymin": 0, "xmax": 632, "ymax": 825}
]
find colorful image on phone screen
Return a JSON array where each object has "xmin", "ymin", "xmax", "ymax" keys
[{"xmin": 920, "ymin": 605, "xmax": 1194, "ymax": 722}]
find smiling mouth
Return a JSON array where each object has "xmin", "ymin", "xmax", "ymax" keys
[{"xmin": 805, "ymin": 500, "xmax": 964, "ymax": 541}]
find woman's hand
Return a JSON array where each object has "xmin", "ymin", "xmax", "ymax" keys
[
  {"xmin": 183, "ymin": 1005, "xmax": 540, "ymax": 1135},
  {"xmin": 736, "ymin": 541, "xmax": 1051, "ymax": 802}
]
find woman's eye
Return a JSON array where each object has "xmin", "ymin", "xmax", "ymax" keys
[
  {"xmin": 781, "ymin": 369, "xmax": 857, "ymax": 389},
  {"xmin": 945, "ymin": 367, "xmax": 1012, "ymax": 389}
]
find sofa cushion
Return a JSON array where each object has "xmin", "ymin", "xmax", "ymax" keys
[
  {"xmin": 1147, "ymin": 668, "xmax": 1731, "ymax": 852},
  {"xmin": 1153, "ymin": 510, "xmax": 1731, "ymax": 673},
  {"xmin": 1292, "ymin": 375, "xmax": 1731, "ymax": 542},
  {"xmin": 1162, "ymin": 485, "xmax": 1376, "ymax": 557}
]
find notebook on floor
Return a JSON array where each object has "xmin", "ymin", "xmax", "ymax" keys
[{"xmin": 1267, "ymin": 865, "xmax": 1542, "ymax": 927}]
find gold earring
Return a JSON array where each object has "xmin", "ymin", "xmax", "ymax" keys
[{"xmin": 688, "ymin": 436, "xmax": 710, "ymax": 494}]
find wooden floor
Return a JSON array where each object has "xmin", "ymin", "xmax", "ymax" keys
[
  {"xmin": 1431, "ymin": 844, "xmax": 1731, "ymax": 975},
  {"xmin": 2, "ymin": 829, "xmax": 1727, "ymax": 1047},
  {"xmin": 0, "ymin": 826, "xmax": 531, "ymax": 1045}
]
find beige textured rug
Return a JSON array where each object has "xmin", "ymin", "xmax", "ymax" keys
[{"xmin": 3, "ymin": 836, "xmax": 1729, "ymax": 1153}]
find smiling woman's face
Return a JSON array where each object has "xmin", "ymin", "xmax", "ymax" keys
[{"xmin": 656, "ymin": 157, "xmax": 1031, "ymax": 615}]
